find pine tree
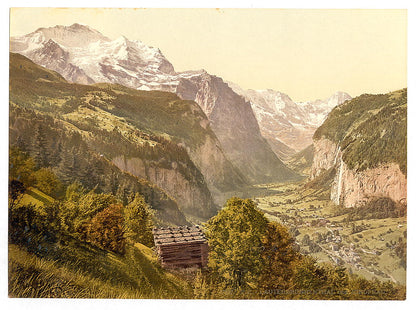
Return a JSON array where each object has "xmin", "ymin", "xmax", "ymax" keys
[{"xmin": 32, "ymin": 124, "xmax": 49, "ymax": 168}]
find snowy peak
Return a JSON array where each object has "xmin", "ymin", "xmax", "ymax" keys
[
  {"xmin": 327, "ymin": 91, "xmax": 352, "ymax": 107},
  {"xmin": 10, "ymin": 24, "xmax": 176, "ymax": 84},
  {"xmin": 29, "ymin": 23, "xmax": 110, "ymax": 48},
  {"xmin": 229, "ymin": 83, "xmax": 351, "ymax": 153}
]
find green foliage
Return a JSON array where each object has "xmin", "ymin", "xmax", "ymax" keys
[
  {"xmin": 9, "ymin": 146, "xmax": 36, "ymax": 186},
  {"xmin": 65, "ymin": 181, "xmax": 86, "ymax": 201},
  {"xmin": 258, "ymin": 222, "xmax": 300, "ymax": 290},
  {"xmin": 9, "ymin": 108, "xmax": 188, "ymax": 225},
  {"xmin": 8, "ymin": 180, "xmax": 26, "ymax": 208},
  {"xmin": 395, "ymin": 237, "xmax": 407, "ymax": 269},
  {"xmin": 205, "ymin": 197, "xmax": 268, "ymax": 288},
  {"xmin": 60, "ymin": 189, "xmax": 117, "ymax": 239},
  {"xmin": 197, "ymin": 196, "xmax": 405, "ymax": 300},
  {"xmin": 87, "ymin": 204, "xmax": 126, "ymax": 254},
  {"xmin": 32, "ymin": 167, "xmax": 63, "ymax": 197},
  {"xmin": 314, "ymin": 89, "xmax": 407, "ymax": 174},
  {"xmin": 347, "ymin": 274, "xmax": 405, "ymax": 300},
  {"xmin": 9, "ymin": 52, "xmax": 213, "ymax": 220},
  {"xmin": 9, "ymin": 241, "xmax": 193, "ymax": 298},
  {"xmin": 9, "ymin": 201, "xmax": 61, "ymax": 253},
  {"xmin": 335, "ymin": 197, "xmax": 407, "ymax": 222},
  {"xmin": 123, "ymin": 194, "xmax": 154, "ymax": 247}
]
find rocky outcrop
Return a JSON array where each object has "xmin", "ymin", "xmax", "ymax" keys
[
  {"xmin": 189, "ymin": 135, "xmax": 246, "ymax": 201},
  {"xmin": 177, "ymin": 72, "xmax": 299, "ymax": 184},
  {"xmin": 112, "ymin": 156, "xmax": 217, "ymax": 219},
  {"xmin": 311, "ymin": 138, "xmax": 407, "ymax": 208},
  {"xmin": 310, "ymin": 138, "xmax": 340, "ymax": 179},
  {"xmin": 331, "ymin": 161, "xmax": 407, "ymax": 208}
]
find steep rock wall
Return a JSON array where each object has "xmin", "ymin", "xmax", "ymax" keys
[
  {"xmin": 112, "ymin": 155, "xmax": 217, "ymax": 219},
  {"xmin": 311, "ymin": 138, "xmax": 407, "ymax": 207},
  {"xmin": 310, "ymin": 138, "xmax": 340, "ymax": 179}
]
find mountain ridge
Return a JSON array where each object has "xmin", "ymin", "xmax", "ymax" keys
[
  {"xmin": 11, "ymin": 23, "xmax": 300, "ymax": 184},
  {"xmin": 310, "ymin": 89, "xmax": 407, "ymax": 208},
  {"xmin": 9, "ymin": 52, "xmax": 231, "ymax": 221}
]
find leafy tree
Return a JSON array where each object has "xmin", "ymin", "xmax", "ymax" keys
[
  {"xmin": 87, "ymin": 204, "xmax": 126, "ymax": 254},
  {"xmin": 258, "ymin": 222, "xmax": 300, "ymax": 291},
  {"xmin": 123, "ymin": 194, "xmax": 154, "ymax": 247},
  {"xmin": 33, "ymin": 167, "xmax": 63, "ymax": 198},
  {"xmin": 205, "ymin": 197, "xmax": 268, "ymax": 289},
  {"xmin": 9, "ymin": 201, "xmax": 61, "ymax": 252},
  {"xmin": 290, "ymin": 256, "xmax": 329, "ymax": 299},
  {"xmin": 9, "ymin": 146, "xmax": 36, "ymax": 186},
  {"xmin": 60, "ymin": 189, "xmax": 117, "ymax": 239},
  {"xmin": 65, "ymin": 181, "xmax": 86, "ymax": 202}
]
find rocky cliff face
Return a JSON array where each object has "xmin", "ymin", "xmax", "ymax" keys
[
  {"xmin": 310, "ymin": 138, "xmax": 340, "ymax": 179},
  {"xmin": 177, "ymin": 72, "xmax": 299, "ymax": 183},
  {"xmin": 112, "ymin": 156, "xmax": 216, "ymax": 218},
  {"xmin": 311, "ymin": 138, "xmax": 407, "ymax": 208},
  {"xmin": 331, "ymin": 161, "xmax": 407, "ymax": 208},
  {"xmin": 189, "ymin": 135, "xmax": 246, "ymax": 200}
]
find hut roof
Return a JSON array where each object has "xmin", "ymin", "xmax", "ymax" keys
[{"xmin": 153, "ymin": 225, "xmax": 207, "ymax": 246}]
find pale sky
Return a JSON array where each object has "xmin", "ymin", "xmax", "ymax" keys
[{"xmin": 10, "ymin": 8, "xmax": 407, "ymax": 102}]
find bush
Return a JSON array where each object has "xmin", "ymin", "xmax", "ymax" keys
[
  {"xmin": 33, "ymin": 167, "xmax": 63, "ymax": 198},
  {"xmin": 87, "ymin": 204, "xmax": 126, "ymax": 254}
]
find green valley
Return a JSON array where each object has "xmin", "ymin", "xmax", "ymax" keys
[{"xmin": 253, "ymin": 179, "xmax": 406, "ymax": 285}]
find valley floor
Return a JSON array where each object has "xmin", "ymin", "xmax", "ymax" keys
[{"xmin": 252, "ymin": 181, "xmax": 407, "ymax": 285}]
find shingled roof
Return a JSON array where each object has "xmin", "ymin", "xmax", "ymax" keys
[{"xmin": 153, "ymin": 225, "xmax": 206, "ymax": 246}]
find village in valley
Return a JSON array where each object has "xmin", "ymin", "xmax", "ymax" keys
[{"xmin": 252, "ymin": 182, "xmax": 407, "ymax": 285}]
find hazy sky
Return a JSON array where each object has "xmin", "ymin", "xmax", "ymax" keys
[{"xmin": 10, "ymin": 8, "xmax": 407, "ymax": 102}]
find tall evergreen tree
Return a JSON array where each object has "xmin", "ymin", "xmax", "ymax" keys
[{"xmin": 32, "ymin": 124, "xmax": 49, "ymax": 168}]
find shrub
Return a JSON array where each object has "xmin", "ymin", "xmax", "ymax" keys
[{"xmin": 87, "ymin": 204, "xmax": 126, "ymax": 254}]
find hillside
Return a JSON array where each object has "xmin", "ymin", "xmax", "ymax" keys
[
  {"xmin": 311, "ymin": 89, "xmax": 407, "ymax": 208},
  {"xmin": 9, "ymin": 52, "xmax": 227, "ymax": 220},
  {"xmin": 286, "ymin": 144, "xmax": 314, "ymax": 176},
  {"xmin": 9, "ymin": 240, "xmax": 192, "ymax": 298}
]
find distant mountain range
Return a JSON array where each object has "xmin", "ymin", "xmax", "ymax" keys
[
  {"xmin": 10, "ymin": 24, "xmax": 353, "ymax": 185},
  {"xmin": 228, "ymin": 82, "xmax": 351, "ymax": 158},
  {"xmin": 11, "ymin": 23, "xmax": 302, "ymax": 184}
]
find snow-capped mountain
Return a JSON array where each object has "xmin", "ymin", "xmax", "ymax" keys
[
  {"xmin": 11, "ymin": 23, "xmax": 175, "ymax": 86},
  {"xmin": 228, "ymin": 82, "xmax": 351, "ymax": 157},
  {"xmin": 10, "ymin": 23, "xmax": 299, "ymax": 184}
]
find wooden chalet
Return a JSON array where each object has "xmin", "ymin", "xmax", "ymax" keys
[{"xmin": 153, "ymin": 226, "xmax": 208, "ymax": 269}]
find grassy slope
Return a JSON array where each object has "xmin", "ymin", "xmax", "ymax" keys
[
  {"xmin": 19, "ymin": 187, "xmax": 54, "ymax": 207},
  {"xmin": 10, "ymin": 180, "xmax": 192, "ymax": 298},
  {"xmin": 9, "ymin": 52, "xmax": 217, "ymax": 154},
  {"xmin": 9, "ymin": 241, "xmax": 193, "ymax": 298}
]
